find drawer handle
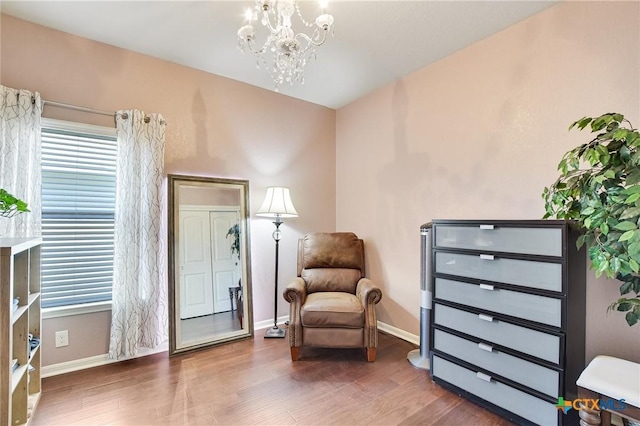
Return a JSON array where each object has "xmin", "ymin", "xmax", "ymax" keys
[
  {"xmin": 476, "ymin": 372, "xmax": 493, "ymax": 383},
  {"xmin": 479, "ymin": 254, "xmax": 495, "ymax": 260},
  {"xmin": 479, "ymin": 224, "xmax": 494, "ymax": 230},
  {"xmin": 479, "ymin": 284, "xmax": 494, "ymax": 291},
  {"xmin": 478, "ymin": 342, "xmax": 494, "ymax": 352},
  {"xmin": 478, "ymin": 313, "xmax": 494, "ymax": 322}
]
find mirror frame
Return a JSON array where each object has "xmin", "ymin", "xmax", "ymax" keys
[{"xmin": 168, "ymin": 174, "xmax": 253, "ymax": 356}]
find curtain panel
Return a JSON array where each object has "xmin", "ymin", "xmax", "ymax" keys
[
  {"xmin": 0, "ymin": 85, "xmax": 42, "ymax": 237},
  {"xmin": 109, "ymin": 110, "xmax": 167, "ymax": 360}
]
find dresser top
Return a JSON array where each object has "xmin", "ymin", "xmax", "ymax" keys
[{"xmin": 422, "ymin": 219, "xmax": 576, "ymax": 230}]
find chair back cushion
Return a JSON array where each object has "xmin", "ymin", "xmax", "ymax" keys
[
  {"xmin": 298, "ymin": 232, "xmax": 364, "ymax": 294},
  {"xmin": 302, "ymin": 268, "xmax": 362, "ymax": 293}
]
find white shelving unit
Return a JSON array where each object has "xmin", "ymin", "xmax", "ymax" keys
[{"xmin": 0, "ymin": 237, "xmax": 42, "ymax": 426}]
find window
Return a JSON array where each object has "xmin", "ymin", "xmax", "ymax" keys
[{"xmin": 41, "ymin": 119, "xmax": 117, "ymax": 309}]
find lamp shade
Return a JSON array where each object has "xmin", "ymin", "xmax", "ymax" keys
[{"xmin": 257, "ymin": 187, "xmax": 298, "ymax": 218}]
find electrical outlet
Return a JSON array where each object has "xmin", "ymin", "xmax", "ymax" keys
[{"xmin": 55, "ymin": 330, "xmax": 69, "ymax": 348}]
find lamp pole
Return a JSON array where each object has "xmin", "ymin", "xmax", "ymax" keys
[{"xmin": 265, "ymin": 215, "xmax": 285, "ymax": 338}]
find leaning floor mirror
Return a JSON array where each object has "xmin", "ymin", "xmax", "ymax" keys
[{"xmin": 168, "ymin": 174, "xmax": 253, "ymax": 356}]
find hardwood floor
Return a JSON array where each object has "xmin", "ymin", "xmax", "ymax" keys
[
  {"xmin": 180, "ymin": 311, "xmax": 242, "ymax": 343},
  {"xmin": 32, "ymin": 331, "xmax": 514, "ymax": 426}
]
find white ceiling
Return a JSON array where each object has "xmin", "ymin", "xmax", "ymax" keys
[{"xmin": 0, "ymin": 1, "xmax": 558, "ymax": 109}]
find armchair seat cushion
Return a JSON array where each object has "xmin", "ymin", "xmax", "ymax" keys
[{"xmin": 301, "ymin": 292, "xmax": 364, "ymax": 328}]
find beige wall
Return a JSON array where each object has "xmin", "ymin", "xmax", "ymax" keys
[
  {"xmin": 336, "ymin": 1, "xmax": 640, "ymax": 363},
  {"xmin": 1, "ymin": 14, "xmax": 336, "ymax": 366}
]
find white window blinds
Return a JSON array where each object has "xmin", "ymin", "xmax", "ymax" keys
[{"xmin": 41, "ymin": 119, "xmax": 117, "ymax": 308}]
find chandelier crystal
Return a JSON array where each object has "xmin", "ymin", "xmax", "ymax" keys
[{"xmin": 237, "ymin": 0, "xmax": 334, "ymax": 90}]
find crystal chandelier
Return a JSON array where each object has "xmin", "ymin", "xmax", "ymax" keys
[{"xmin": 237, "ymin": 0, "xmax": 334, "ymax": 90}]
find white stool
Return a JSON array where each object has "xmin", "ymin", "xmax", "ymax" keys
[{"xmin": 576, "ymin": 356, "xmax": 640, "ymax": 426}]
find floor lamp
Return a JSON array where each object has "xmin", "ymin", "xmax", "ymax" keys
[{"xmin": 257, "ymin": 187, "xmax": 298, "ymax": 338}]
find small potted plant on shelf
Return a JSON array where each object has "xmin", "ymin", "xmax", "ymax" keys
[
  {"xmin": 543, "ymin": 113, "xmax": 640, "ymax": 326},
  {"xmin": 0, "ymin": 188, "xmax": 29, "ymax": 218}
]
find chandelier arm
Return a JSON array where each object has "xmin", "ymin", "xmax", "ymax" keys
[
  {"xmin": 245, "ymin": 43, "xmax": 267, "ymax": 55},
  {"xmin": 294, "ymin": 2, "xmax": 315, "ymax": 28},
  {"xmin": 295, "ymin": 31, "xmax": 328, "ymax": 47},
  {"xmin": 261, "ymin": 12, "xmax": 280, "ymax": 35}
]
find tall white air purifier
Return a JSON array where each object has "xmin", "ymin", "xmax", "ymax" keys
[{"xmin": 407, "ymin": 222, "xmax": 432, "ymax": 370}]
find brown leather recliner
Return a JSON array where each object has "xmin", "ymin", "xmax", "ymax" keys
[{"xmin": 283, "ymin": 232, "xmax": 383, "ymax": 362}]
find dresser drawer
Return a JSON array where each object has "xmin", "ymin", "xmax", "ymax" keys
[
  {"xmin": 433, "ymin": 329, "xmax": 561, "ymax": 398},
  {"xmin": 435, "ymin": 278, "xmax": 562, "ymax": 327},
  {"xmin": 432, "ymin": 355, "xmax": 559, "ymax": 426},
  {"xmin": 435, "ymin": 251, "xmax": 563, "ymax": 292},
  {"xmin": 434, "ymin": 303, "xmax": 561, "ymax": 364},
  {"xmin": 434, "ymin": 224, "xmax": 563, "ymax": 257}
]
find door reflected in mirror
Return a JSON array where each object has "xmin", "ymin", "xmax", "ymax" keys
[{"xmin": 168, "ymin": 175, "xmax": 253, "ymax": 356}]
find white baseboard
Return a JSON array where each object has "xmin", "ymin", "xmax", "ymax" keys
[
  {"xmin": 253, "ymin": 315, "xmax": 289, "ymax": 331},
  {"xmin": 377, "ymin": 321, "xmax": 419, "ymax": 346},
  {"xmin": 41, "ymin": 342, "xmax": 168, "ymax": 378},
  {"xmin": 42, "ymin": 320, "xmax": 418, "ymax": 377}
]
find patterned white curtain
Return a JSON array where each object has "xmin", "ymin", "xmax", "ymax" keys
[
  {"xmin": 0, "ymin": 86, "xmax": 41, "ymax": 237},
  {"xmin": 109, "ymin": 110, "xmax": 167, "ymax": 360}
]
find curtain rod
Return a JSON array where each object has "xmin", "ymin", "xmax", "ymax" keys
[
  {"xmin": 41, "ymin": 99, "xmax": 116, "ymax": 118},
  {"xmin": 33, "ymin": 96, "xmax": 165, "ymax": 124}
]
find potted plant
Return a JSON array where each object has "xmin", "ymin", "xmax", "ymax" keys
[
  {"xmin": 226, "ymin": 223, "xmax": 240, "ymax": 261},
  {"xmin": 0, "ymin": 188, "xmax": 29, "ymax": 218},
  {"xmin": 543, "ymin": 113, "xmax": 640, "ymax": 326}
]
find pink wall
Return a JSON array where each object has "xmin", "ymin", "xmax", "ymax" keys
[
  {"xmin": 1, "ymin": 14, "xmax": 336, "ymax": 366},
  {"xmin": 180, "ymin": 186, "xmax": 240, "ymax": 207},
  {"xmin": 336, "ymin": 1, "xmax": 640, "ymax": 363}
]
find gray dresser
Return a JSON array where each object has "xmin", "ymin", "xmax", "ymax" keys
[{"xmin": 429, "ymin": 220, "xmax": 586, "ymax": 426}]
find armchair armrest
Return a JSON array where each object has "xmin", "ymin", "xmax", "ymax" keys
[
  {"xmin": 283, "ymin": 277, "xmax": 307, "ymax": 348},
  {"xmin": 284, "ymin": 277, "xmax": 307, "ymax": 304},
  {"xmin": 356, "ymin": 278, "xmax": 382, "ymax": 307},
  {"xmin": 356, "ymin": 278, "xmax": 382, "ymax": 349}
]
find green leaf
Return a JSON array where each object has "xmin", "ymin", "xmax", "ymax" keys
[
  {"xmin": 582, "ymin": 207, "xmax": 596, "ymax": 215},
  {"xmin": 600, "ymin": 223, "xmax": 609, "ymax": 236},
  {"xmin": 627, "ymin": 170, "xmax": 640, "ymax": 184},
  {"xmin": 617, "ymin": 302, "xmax": 632, "ymax": 311},
  {"xmin": 612, "ymin": 113, "xmax": 624, "ymax": 122},
  {"xmin": 620, "ymin": 145, "xmax": 632, "ymax": 162},
  {"xmin": 625, "ymin": 311, "xmax": 639, "ymax": 326},
  {"xmin": 570, "ymin": 117, "xmax": 592, "ymax": 131},
  {"xmin": 629, "ymin": 258, "xmax": 640, "ymax": 273},
  {"xmin": 620, "ymin": 281, "xmax": 633, "ymax": 295},
  {"xmin": 611, "ymin": 257, "xmax": 622, "ymax": 273},
  {"xmin": 628, "ymin": 241, "xmax": 640, "ymax": 255},
  {"xmin": 620, "ymin": 206, "xmax": 640, "ymax": 220},
  {"xmin": 613, "ymin": 128, "xmax": 629, "ymax": 141},
  {"xmin": 625, "ymin": 193, "xmax": 640, "ymax": 204},
  {"xmin": 614, "ymin": 221, "xmax": 637, "ymax": 231},
  {"xmin": 619, "ymin": 230, "xmax": 636, "ymax": 242},
  {"xmin": 622, "ymin": 185, "xmax": 640, "ymax": 194}
]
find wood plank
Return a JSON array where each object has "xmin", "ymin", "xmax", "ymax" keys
[{"xmin": 31, "ymin": 332, "xmax": 515, "ymax": 425}]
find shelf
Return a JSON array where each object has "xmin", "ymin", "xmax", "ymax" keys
[
  {"xmin": 27, "ymin": 292, "xmax": 40, "ymax": 307},
  {"xmin": 2, "ymin": 238, "xmax": 42, "ymax": 426},
  {"xmin": 11, "ymin": 365, "xmax": 27, "ymax": 394},
  {"xmin": 11, "ymin": 305, "xmax": 28, "ymax": 325},
  {"xmin": 0, "ymin": 238, "xmax": 42, "ymax": 256}
]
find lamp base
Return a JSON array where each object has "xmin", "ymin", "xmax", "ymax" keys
[
  {"xmin": 407, "ymin": 348, "xmax": 430, "ymax": 370},
  {"xmin": 264, "ymin": 325, "xmax": 286, "ymax": 339}
]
